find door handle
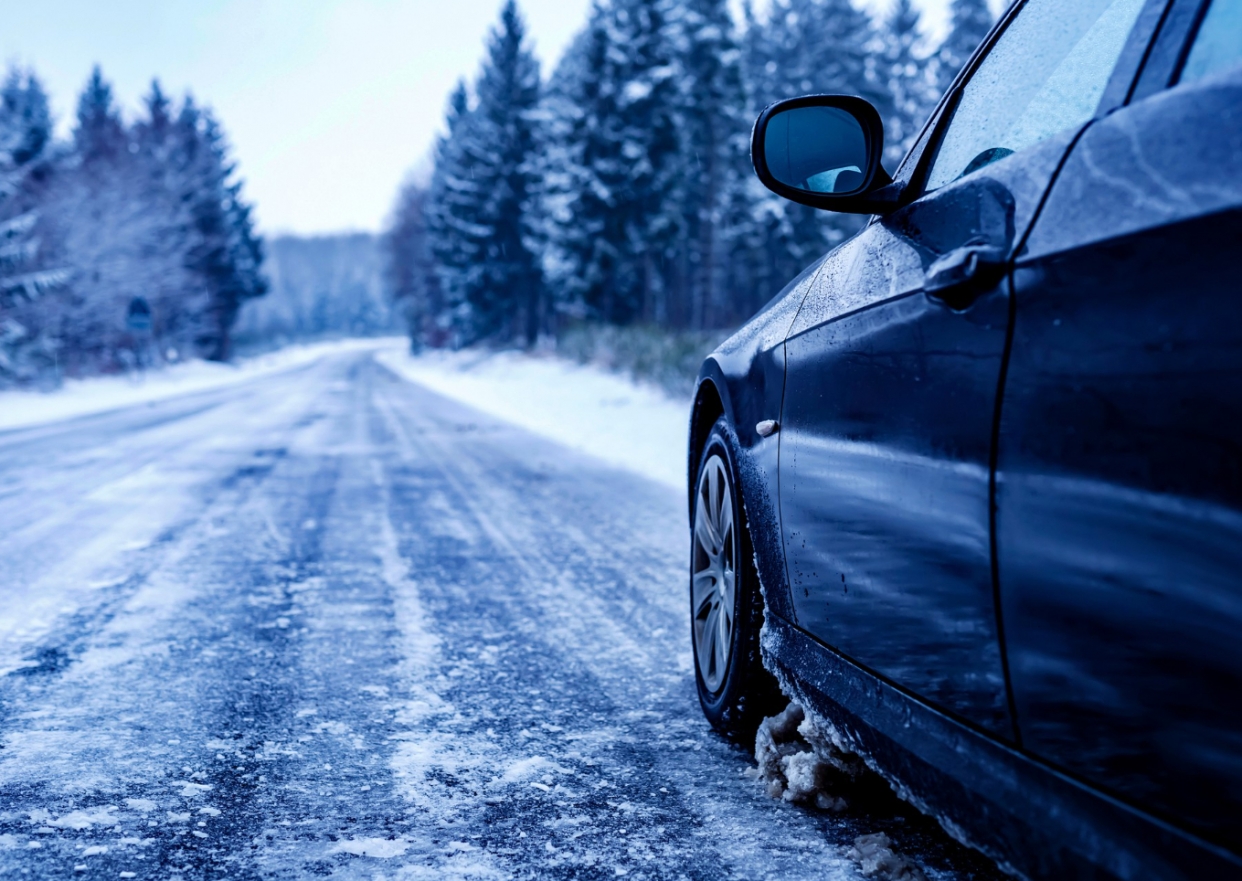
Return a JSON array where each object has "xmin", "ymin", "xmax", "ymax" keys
[{"xmin": 925, "ymin": 245, "xmax": 1007, "ymax": 310}]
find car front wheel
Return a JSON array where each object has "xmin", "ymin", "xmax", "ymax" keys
[{"xmin": 691, "ymin": 417, "xmax": 781, "ymax": 741}]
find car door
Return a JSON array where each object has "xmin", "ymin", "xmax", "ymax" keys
[
  {"xmin": 995, "ymin": 0, "xmax": 1242, "ymax": 846},
  {"xmin": 778, "ymin": 0, "xmax": 1155, "ymax": 736}
]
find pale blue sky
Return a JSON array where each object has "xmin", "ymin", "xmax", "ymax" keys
[{"xmin": 1, "ymin": 0, "xmax": 978, "ymax": 235}]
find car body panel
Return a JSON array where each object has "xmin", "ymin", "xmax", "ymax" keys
[
  {"xmin": 692, "ymin": 259, "xmax": 822, "ymax": 620},
  {"xmin": 777, "ymin": 130, "xmax": 1082, "ymax": 738},
  {"xmin": 998, "ymin": 66, "xmax": 1242, "ymax": 847}
]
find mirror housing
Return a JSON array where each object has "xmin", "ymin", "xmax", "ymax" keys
[{"xmin": 751, "ymin": 95, "xmax": 902, "ymax": 215}]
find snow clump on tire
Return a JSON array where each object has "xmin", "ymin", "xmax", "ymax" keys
[{"xmin": 752, "ymin": 701, "xmax": 863, "ymax": 810}]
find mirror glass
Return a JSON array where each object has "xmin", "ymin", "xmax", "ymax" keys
[{"xmin": 762, "ymin": 105, "xmax": 868, "ymax": 194}]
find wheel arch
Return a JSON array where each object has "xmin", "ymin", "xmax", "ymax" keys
[{"xmin": 688, "ymin": 373, "xmax": 727, "ymax": 512}]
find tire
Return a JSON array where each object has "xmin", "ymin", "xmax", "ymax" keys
[{"xmin": 691, "ymin": 417, "xmax": 782, "ymax": 742}]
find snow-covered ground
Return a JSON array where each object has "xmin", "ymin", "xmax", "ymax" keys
[
  {"xmin": 0, "ymin": 336, "xmax": 695, "ymax": 695},
  {"xmin": 1, "ymin": 338, "xmax": 691, "ymax": 492},
  {"xmin": 0, "ymin": 337, "xmax": 400, "ymax": 434},
  {"xmin": 375, "ymin": 346, "xmax": 691, "ymax": 490}
]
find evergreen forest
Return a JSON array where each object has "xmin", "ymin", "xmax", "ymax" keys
[
  {"xmin": 233, "ymin": 233, "xmax": 399, "ymax": 352},
  {"xmin": 0, "ymin": 67, "xmax": 264, "ymax": 386},
  {"xmin": 387, "ymin": 0, "xmax": 994, "ymax": 350},
  {"xmin": 0, "ymin": 0, "xmax": 996, "ymax": 387}
]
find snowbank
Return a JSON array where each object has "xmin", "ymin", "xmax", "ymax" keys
[
  {"xmin": 0, "ymin": 338, "xmax": 401, "ymax": 433},
  {"xmin": 375, "ymin": 347, "xmax": 691, "ymax": 490}
]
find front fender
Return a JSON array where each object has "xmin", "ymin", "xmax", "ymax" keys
[{"xmin": 687, "ymin": 258, "xmax": 824, "ymax": 623}]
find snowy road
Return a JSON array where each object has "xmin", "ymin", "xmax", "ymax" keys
[{"xmin": 0, "ymin": 348, "xmax": 1000, "ymax": 880}]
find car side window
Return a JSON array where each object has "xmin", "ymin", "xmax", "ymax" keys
[
  {"xmin": 924, "ymin": 0, "xmax": 1148, "ymax": 191},
  {"xmin": 1181, "ymin": 0, "xmax": 1242, "ymax": 84}
]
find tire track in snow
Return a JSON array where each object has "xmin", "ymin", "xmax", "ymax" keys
[
  {"xmin": 0, "ymin": 365, "xmax": 329, "ymax": 679},
  {"xmin": 0, "ymin": 357, "xmax": 415, "ymax": 877},
  {"xmin": 370, "ymin": 361, "xmax": 871, "ymax": 880}
]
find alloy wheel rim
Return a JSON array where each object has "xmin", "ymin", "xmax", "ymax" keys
[{"xmin": 692, "ymin": 453, "xmax": 737, "ymax": 694}]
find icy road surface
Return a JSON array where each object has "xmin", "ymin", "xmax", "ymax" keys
[{"xmin": 0, "ymin": 348, "xmax": 1001, "ymax": 879}]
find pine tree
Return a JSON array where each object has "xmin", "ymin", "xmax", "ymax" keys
[
  {"xmin": 424, "ymin": 80, "xmax": 473, "ymax": 342},
  {"xmin": 605, "ymin": 0, "xmax": 684, "ymax": 325},
  {"xmin": 384, "ymin": 181, "xmax": 442, "ymax": 350},
  {"xmin": 535, "ymin": 8, "xmax": 624, "ymax": 328},
  {"xmin": 31, "ymin": 66, "xmax": 143, "ymax": 373},
  {"xmin": 74, "ymin": 66, "xmax": 126, "ymax": 165},
  {"xmin": 419, "ymin": 0, "xmax": 999, "ymax": 341},
  {"xmin": 45, "ymin": 69, "xmax": 210, "ymax": 373},
  {"xmin": 129, "ymin": 80, "xmax": 210, "ymax": 357},
  {"xmin": 537, "ymin": 0, "xmax": 683, "ymax": 328},
  {"xmin": 175, "ymin": 100, "xmax": 266, "ymax": 360},
  {"xmin": 1, "ymin": 68, "xmax": 50, "ymax": 169},
  {"xmin": 664, "ymin": 0, "xmax": 751, "ymax": 329},
  {"xmin": 1, "ymin": 65, "xmax": 265, "ymax": 383},
  {"xmin": 426, "ymin": 2, "xmax": 543, "ymax": 345},
  {"xmin": 0, "ymin": 67, "xmax": 60, "ymax": 303},
  {"xmin": 743, "ymin": 0, "xmax": 883, "ymax": 112},
  {"xmin": 0, "ymin": 67, "xmax": 65, "ymax": 382},
  {"xmin": 44, "ymin": 75, "xmax": 265, "ymax": 374},
  {"xmin": 469, "ymin": 0, "xmax": 543, "ymax": 343},
  {"xmin": 936, "ymin": 0, "xmax": 994, "ymax": 94},
  {"xmin": 880, "ymin": 0, "xmax": 936, "ymax": 162}
]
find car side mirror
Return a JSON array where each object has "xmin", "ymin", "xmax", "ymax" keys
[{"xmin": 751, "ymin": 95, "xmax": 902, "ymax": 215}]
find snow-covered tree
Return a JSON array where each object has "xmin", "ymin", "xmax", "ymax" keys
[
  {"xmin": 424, "ymin": 80, "xmax": 474, "ymax": 344},
  {"xmin": 1, "ymin": 68, "xmax": 50, "ymax": 169},
  {"xmin": 425, "ymin": 2, "xmax": 543, "ymax": 345},
  {"xmin": 1, "ymin": 66, "xmax": 266, "ymax": 383},
  {"xmin": 469, "ymin": 0, "xmax": 543, "ymax": 343},
  {"xmin": 0, "ymin": 67, "xmax": 66, "ymax": 382},
  {"xmin": 127, "ymin": 80, "xmax": 212, "ymax": 356},
  {"xmin": 35, "ymin": 66, "xmax": 162, "ymax": 375},
  {"xmin": 384, "ymin": 181, "xmax": 443, "ymax": 349},
  {"xmin": 535, "ymin": 13, "xmax": 616, "ymax": 328},
  {"xmin": 743, "ymin": 0, "xmax": 883, "ymax": 112},
  {"xmin": 663, "ymin": 0, "xmax": 751, "ymax": 329},
  {"xmin": 174, "ymin": 99, "xmax": 266, "ymax": 361},
  {"xmin": 410, "ymin": 0, "xmax": 1003, "ymax": 342},
  {"xmin": 536, "ymin": 0, "xmax": 685, "ymax": 328},
  {"xmin": 600, "ymin": 0, "xmax": 683, "ymax": 326},
  {"xmin": 936, "ymin": 0, "xmax": 994, "ymax": 94},
  {"xmin": 0, "ymin": 67, "xmax": 59, "ymax": 303},
  {"xmin": 41, "ymin": 74, "xmax": 265, "ymax": 372},
  {"xmin": 879, "ymin": 0, "xmax": 936, "ymax": 162},
  {"xmin": 74, "ymin": 66, "xmax": 127, "ymax": 165}
]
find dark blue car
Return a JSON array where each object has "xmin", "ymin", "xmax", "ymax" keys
[{"xmin": 685, "ymin": 0, "xmax": 1242, "ymax": 877}]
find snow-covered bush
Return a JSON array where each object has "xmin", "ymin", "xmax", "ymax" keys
[{"xmin": 554, "ymin": 322, "xmax": 729, "ymax": 397}]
